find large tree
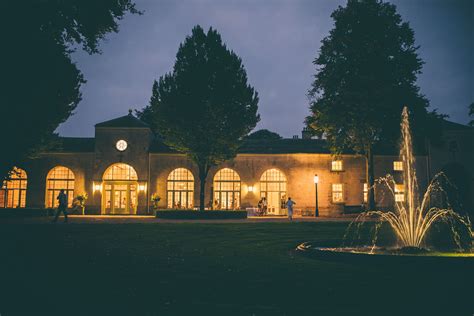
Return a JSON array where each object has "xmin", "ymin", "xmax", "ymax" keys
[
  {"xmin": 138, "ymin": 26, "xmax": 259, "ymax": 210},
  {"xmin": 1, "ymin": 1, "xmax": 139, "ymax": 180},
  {"xmin": 306, "ymin": 0, "xmax": 431, "ymax": 210},
  {"xmin": 469, "ymin": 103, "xmax": 474, "ymax": 127}
]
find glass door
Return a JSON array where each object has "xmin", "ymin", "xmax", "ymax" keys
[{"xmin": 102, "ymin": 182, "xmax": 137, "ymax": 215}]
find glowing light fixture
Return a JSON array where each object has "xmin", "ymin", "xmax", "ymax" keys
[
  {"xmin": 138, "ymin": 183, "xmax": 147, "ymax": 192},
  {"xmin": 314, "ymin": 174, "xmax": 319, "ymax": 217},
  {"xmin": 93, "ymin": 182, "xmax": 102, "ymax": 192},
  {"xmin": 313, "ymin": 175, "xmax": 319, "ymax": 184},
  {"xmin": 248, "ymin": 185, "xmax": 254, "ymax": 192}
]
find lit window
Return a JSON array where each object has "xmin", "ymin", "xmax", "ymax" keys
[
  {"xmin": 46, "ymin": 166, "xmax": 75, "ymax": 208},
  {"xmin": 393, "ymin": 161, "xmax": 403, "ymax": 171},
  {"xmin": 332, "ymin": 183, "xmax": 344, "ymax": 203},
  {"xmin": 0, "ymin": 167, "xmax": 27, "ymax": 208},
  {"xmin": 167, "ymin": 168, "xmax": 194, "ymax": 209},
  {"xmin": 103, "ymin": 163, "xmax": 138, "ymax": 180},
  {"xmin": 213, "ymin": 168, "xmax": 241, "ymax": 210},
  {"xmin": 260, "ymin": 169, "xmax": 287, "ymax": 214},
  {"xmin": 331, "ymin": 160, "xmax": 343, "ymax": 171},
  {"xmin": 363, "ymin": 183, "xmax": 368, "ymax": 203},
  {"xmin": 395, "ymin": 184, "xmax": 404, "ymax": 202}
]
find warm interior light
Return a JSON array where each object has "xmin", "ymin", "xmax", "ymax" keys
[
  {"xmin": 138, "ymin": 183, "xmax": 147, "ymax": 192},
  {"xmin": 248, "ymin": 185, "xmax": 254, "ymax": 192},
  {"xmin": 313, "ymin": 175, "xmax": 319, "ymax": 184}
]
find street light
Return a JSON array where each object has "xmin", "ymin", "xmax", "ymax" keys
[{"xmin": 314, "ymin": 174, "xmax": 319, "ymax": 217}]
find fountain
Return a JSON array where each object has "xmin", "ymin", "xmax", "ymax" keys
[{"xmin": 297, "ymin": 107, "xmax": 473, "ymax": 260}]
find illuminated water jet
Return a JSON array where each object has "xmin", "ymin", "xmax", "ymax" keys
[{"xmin": 298, "ymin": 107, "xmax": 473, "ymax": 257}]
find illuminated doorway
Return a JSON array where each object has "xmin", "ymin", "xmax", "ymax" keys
[
  {"xmin": 102, "ymin": 163, "xmax": 138, "ymax": 215},
  {"xmin": 213, "ymin": 168, "xmax": 240, "ymax": 210},
  {"xmin": 167, "ymin": 168, "xmax": 194, "ymax": 209},
  {"xmin": 260, "ymin": 169, "xmax": 287, "ymax": 215}
]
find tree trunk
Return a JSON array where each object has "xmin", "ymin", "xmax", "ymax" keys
[
  {"xmin": 366, "ymin": 145, "xmax": 376, "ymax": 211},
  {"xmin": 198, "ymin": 163, "xmax": 209, "ymax": 211}
]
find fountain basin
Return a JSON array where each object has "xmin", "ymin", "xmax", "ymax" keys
[{"xmin": 296, "ymin": 242, "xmax": 474, "ymax": 265}]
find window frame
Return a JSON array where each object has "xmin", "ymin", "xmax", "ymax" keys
[
  {"xmin": 331, "ymin": 183, "xmax": 344, "ymax": 204},
  {"xmin": 0, "ymin": 167, "xmax": 27, "ymax": 208},
  {"xmin": 167, "ymin": 168, "xmax": 194, "ymax": 209},
  {"xmin": 393, "ymin": 161, "xmax": 403, "ymax": 172},
  {"xmin": 331, "ymin": 160, "xmax": 344, "ymax": 172}
]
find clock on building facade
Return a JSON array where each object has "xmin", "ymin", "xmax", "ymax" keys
[{"xmin": 116, "ymin": 139, "xmax": 128, "ymax": 152}]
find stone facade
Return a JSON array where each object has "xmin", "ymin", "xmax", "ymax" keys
[{"xmin": 5, "ymin": 113, "xmax": 437, "ymax": 216}]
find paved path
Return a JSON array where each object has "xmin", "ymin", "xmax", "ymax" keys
[{"xmin": 0, "ymin": 214, "xmax": 358, "ymax": 224}]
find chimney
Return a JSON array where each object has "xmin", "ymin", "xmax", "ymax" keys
[{"xmin": 302, "ymin": 127, "xmax": 312, "ymax": 139}]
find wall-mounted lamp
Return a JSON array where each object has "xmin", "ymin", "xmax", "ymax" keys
[
  {"xmin": 248, "ymin": 185, "xmax": 254, "ymax": 193},
  {"xmin": 138, "ymin": 183, "xmax": 147, "ymax": 192},
  {"xmin": 93, "ymin": 182, "xmax": 102, "ymax": 192}
]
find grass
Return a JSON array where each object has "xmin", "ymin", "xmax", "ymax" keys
[{"xmin": 0, "ymin": 221, "xmax": 472, "ymax": 315}]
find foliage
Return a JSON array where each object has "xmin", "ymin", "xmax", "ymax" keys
[
  {"xmin": 151, "ymin": 193, "xmax": 161, "ymax": 210},
  {"xmin": 1, "ymin": 1, "xmax": 139, "ymax": 181},
  {"xmin": 245, "ymin": 129, "xmax": 282, "ymax": 140},
  {"xmin": 306, "ymin": 0, "xmax": 436, "ymax": 209},
  {"xmin": 138, "ymin": 25, "xmax": 259, "ymax": 210},
  {"xmin": 469, "ymin": 102, "xmax": 474, "ymax": 126}
]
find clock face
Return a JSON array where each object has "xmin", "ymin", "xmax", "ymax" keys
[{"xmin": 116, "ymin": 140, "xmax": 128, "ymax": 152}]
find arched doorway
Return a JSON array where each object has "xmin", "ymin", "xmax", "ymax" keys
[
  {"xmin": 213, "ymin": 168, "xmax": 241, "ymax": 210},
  {"xmin": 260, "ymin": 168, "xmax": 287, "ymax": 215},
  {"xmin": 0, "ymin": 167, "xmax": 27, "ymax": 208},
  {"xmin": 46, "ymin": 166, "xmax": 75, "ymax": 208},
  {"xmin": 102, "ymin": 163, "xmax": 138, "ymax": 215},
  {"xmin": 167, "ymin": 168, "xmax": 194, "ymax": 209}
]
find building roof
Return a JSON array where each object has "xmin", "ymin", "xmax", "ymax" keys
[
  {"xmin": 47, "ymin": 137, "xmax": 95, "ymax": 153},
  {"xmin": 95, "ymin": 110, "xmax": 150, "ymax": 128},
  {"xmin": 46, "ymin": 136, "xmax": 406, "ymax": 155},
  {"xmin": 441, "ymin": 119, "xmax": 473, "ymax": 131}
]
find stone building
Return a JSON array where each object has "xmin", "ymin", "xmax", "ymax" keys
[{"xmin": 1, "ymin": 112, "xmax": 434, "ymax": 216}]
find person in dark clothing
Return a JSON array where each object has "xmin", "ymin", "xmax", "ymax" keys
[{"xmin": 53, "ymin": 189, "xmax": 68, "ymax": 223}]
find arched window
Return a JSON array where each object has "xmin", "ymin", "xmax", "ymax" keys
[
  {"xmin": 167, "ymin": 168, "xmax": 194, "ymax": 209},
  {"xmin": 213, "ymin": 168, "xmax": 241, "ymax": 210},
  {"xmin": 260, "ymin": 168, "xmax": 287, "ymax": 215},
  {"xmin": 103, "ymin": 163, "xmax": 138, "ymax": 180},
  {"xmin": 0, "ymin": 167, "xmax": 27, "ymax": 208},
  {"xmin": 46, "ymin": 166, "xmax": 75, "ymax": 208}
]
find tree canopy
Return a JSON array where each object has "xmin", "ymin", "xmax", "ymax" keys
[
  {"xmin": 138, "ymin": 25, "xmax": 259, "ymax": 210},
  {"xmin": 469, "ymin": 103, "xmax": 474, "ymax": 127},
  {"xmin": 1, "ymin": 1, "xmax": 139, "ymax": 180},
  {"xmin": 306, "ymin": 0, "xmax": 433, "ymax": 209},
  {"xmin": 245, "ymin": 129, "xmax": 282, "ymax": 140}
]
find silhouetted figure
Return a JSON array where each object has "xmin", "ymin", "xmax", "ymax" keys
[
  {"xmin": 286, "ymin": 197, "xmax": 296, "ymax": 221},
  {"xmin": 53, "ymin": 189, "xmax": 68, "ymax": 223}
]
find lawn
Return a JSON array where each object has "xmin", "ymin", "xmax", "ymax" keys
[{"xmin": 0, "ymin": 221, "xmax": 472, "ymax": 315}]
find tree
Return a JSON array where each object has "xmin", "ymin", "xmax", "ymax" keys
[
  {"xmin": 306, "ymin": 0, "xmax": 432, "ymax": 210},
  {"xmin": 138, "ymin": 25, "xmax": 259, "ymax": 210},
  {"xmin": 245, "ymin": 129, "xmax": 282, "ymax": 140},
  {"xmin": 1, "ymin": 1, "xmax": 139, "ymax": 181},
  {"xmin": 469, "ymin": 103, "xmax": 474, "ymax": 126}
]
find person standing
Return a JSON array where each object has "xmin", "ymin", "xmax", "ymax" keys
[
  {"xmin": 262, "ymin": 197, "xmax": 268, "ymax": 215},
  {"xmin": 53, "ymin": 189, "xmax": 68, "ymax": 223},
  {"xmin": 286, "ymin": 197, "xmax": 296, "ymax": 221}
]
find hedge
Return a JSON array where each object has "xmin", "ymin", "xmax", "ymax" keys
[{"xmin": 155, "ymin": 210, "xmax": 247, "ymax": 220}]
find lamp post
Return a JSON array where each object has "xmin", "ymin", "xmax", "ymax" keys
[{"xmin": 314, "ymin": 174, "xmax": 319, "ymax": 217}]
